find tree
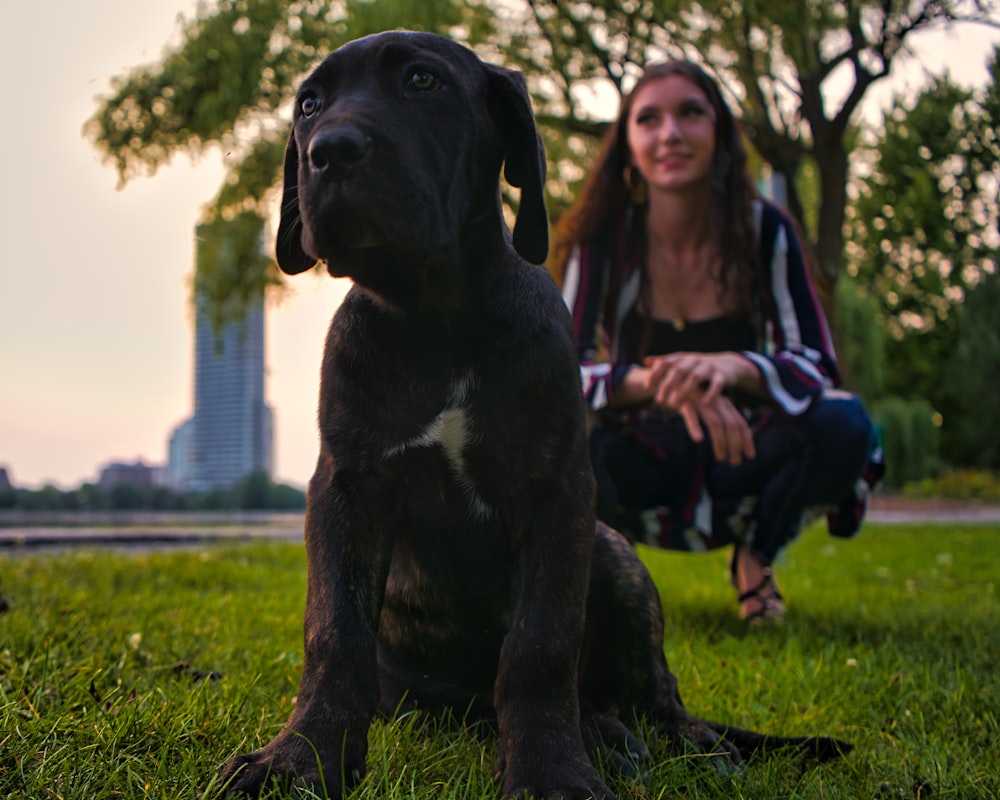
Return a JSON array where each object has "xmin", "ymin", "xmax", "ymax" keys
[
  {"xmin": 946, "ymin": 270, "xmax": 1000, "ymax": 468},
  {"xmin": 232, "ymin": 469, "xmax": 272, "ymax": 510},
  {"xmin": 76, "ymin": 482, "xmax": 109, "ymax": 511},
  {"xmin": 833, "ymin": 277, "xmax": 886, "ymax": 406},
  {"xmin": 84, "ymin": 0, "xmax": 488, "ymax": 327},
  {"xmin": 85, "ymin": 0, "xmax": 1000, "ymax": 319},
  {"xmin": 845, "ymin": 50, "xmax": 999, "ymax": 462},
  {"xmin": 109, "ymin": 482, "xmax": 144, "ymax": 511},
  {"xmin": 518, "ymin": 0, "xmax": 999, "ymax": 290},
  {"xmin": 847, "ymin": 56, "xmax": 999, "ymax": 341}
]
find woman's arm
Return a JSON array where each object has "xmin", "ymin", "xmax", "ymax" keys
[
  {"xmin": 741, "ymin": 203, "xmax": 840, "ymax": 415},
  {"xmin": 561, "ymin": 240, "xmax": 637, "ymax": 411}
]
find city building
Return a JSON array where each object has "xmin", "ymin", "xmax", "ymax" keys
[
  {"xmin": 167, "ymin": 231, "xmax": 275, "ymax": 492},
  {"xmin": 166, "ymin": 418, "xmax": 194, "ymax": 490},
  {"xmin": 98, "ymin": 460, "xmax": 164, "ymax": 490}
]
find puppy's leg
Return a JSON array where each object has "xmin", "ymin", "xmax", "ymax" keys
[
  {"xmin": 220, "ymin": 460, "xmax": 391, "ymax": 797},
  {"xmin": 580, "ymin": 523, "xmax": 739, "ymax": 771},
  {"xmin": 493, "ymin": 483, "xmax": 614, "ymax": 800},
  {"xmin": 581, "ymin": 523, "xmax": 850, "ymax": 769}
]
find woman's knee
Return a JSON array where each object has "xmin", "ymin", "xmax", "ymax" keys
[
  {"xmin": 807, "ymin": 392, "xmax": 875, "ymax": 479},
  {"xmin": 821, "ymin": 392, "xmax": 873, "ymax": 445}
]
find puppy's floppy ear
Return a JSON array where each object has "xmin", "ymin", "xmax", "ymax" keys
[
  {"xmin": 275, "ymin": 126, "xmax": 317, "ymax": 275},
  {"xmin": 485, "ymin": 64, "xmax": 549, "ymax": 265}
]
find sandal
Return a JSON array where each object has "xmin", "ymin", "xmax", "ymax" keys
[
  {"xmin": 737, "ymin": 568, "xmax": 785, "ymax": 626},
  {"xmin": 728, "ymin": 545, "xmax": 740, "ymax": 590}
]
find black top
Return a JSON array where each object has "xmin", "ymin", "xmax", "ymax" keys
[{"xmin": 619, "ymin": 308, "xmax": 756, "ymax": 363}]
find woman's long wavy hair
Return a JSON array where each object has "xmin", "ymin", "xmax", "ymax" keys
[{"xmin": 551, "ymin": 60, "xmax": 759, "ymax": 320}]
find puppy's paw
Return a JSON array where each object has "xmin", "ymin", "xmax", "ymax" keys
[
  {"xmin": 497, "ymin": 758, "xmax": 615, "ymax": 800},
  {"xmin": 662, "ymin": 718, "xmax": 743, "ymax": 775},
  {"xmin": 502, "ymin": 776, "xmax": 615, "ymax": 800},
  {"xmin": 217, "ymin": 733, "xmax": 365, "ymax": 798},
  {"xmin": 580, "ymin": 708, "xmax": 649, "ymax": 778},
  {"xmin": 218, "ymin": 747, "xmax": 287, "ymax": 797}
]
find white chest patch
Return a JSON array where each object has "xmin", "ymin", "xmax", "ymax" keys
[{"xmin": 384, "ymin": 372, "xmax": 491, "ymax": 519}]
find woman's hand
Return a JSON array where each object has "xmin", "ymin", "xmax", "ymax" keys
[
  {"xmin": 642, "ymin": 352, "xmax": 759, "ymax": 464},
  {"xmin": 644, "ymin": 352, "xmax": 756, "ymax": 409},
  {"xmin": 675, "ymin": 393, "xmax": 756, "ymax": 465}
]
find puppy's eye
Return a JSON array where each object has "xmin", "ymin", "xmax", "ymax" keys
[
  {"xmin": 406, "ymin": 69, "xmax": 442, "ymax": 93},
  {"xmin": 300, "ymin": 95, "xmax": 322, "ymax": 117}
]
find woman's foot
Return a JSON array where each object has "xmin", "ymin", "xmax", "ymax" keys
[{"xmin": 732, "ymin": 548, "xmax": 785, "ymax": 625}]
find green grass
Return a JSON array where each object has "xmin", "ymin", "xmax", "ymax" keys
[{"xmin": 1, "ymin": 522, "xmax": 997, "ymax": 799}]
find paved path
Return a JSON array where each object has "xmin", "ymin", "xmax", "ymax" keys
[
  {"xmin": 0, "ymin": 511, "xmax": 304, "ymax": 550},
  {"xmin": 866, "ymin": 496, "xmax": 1000, "ymax": 524},
  {"xmin": 2, "ymin": 501, "xmax": 999, "ymax": 551}
]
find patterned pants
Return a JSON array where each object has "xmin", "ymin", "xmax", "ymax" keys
[{"xmin": 589, "ymin": 392, "xmax": 877, "ymax": 564}]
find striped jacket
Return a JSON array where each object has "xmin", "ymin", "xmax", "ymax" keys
[{"xmin": 561, "ymin": 199, "xmax": 840, "ymax": 416}]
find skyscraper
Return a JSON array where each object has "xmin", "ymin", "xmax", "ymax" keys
[{"xmin": 167, "ymin": 231, "xmax": 275, "ymax": 492}]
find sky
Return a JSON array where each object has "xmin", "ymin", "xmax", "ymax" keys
[{"xmin": 0, "ymin": 2, "xmax": 997, "ymax": 490}]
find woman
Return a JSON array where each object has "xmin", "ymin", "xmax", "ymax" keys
[{"xmin": 555, "ymin": 60, "xmax": 880, "ymax": 625}]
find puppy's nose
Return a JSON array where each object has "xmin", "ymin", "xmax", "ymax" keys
[{"xmin": 308, "ymin": 125, "xmax": 371, "ymax": 178}]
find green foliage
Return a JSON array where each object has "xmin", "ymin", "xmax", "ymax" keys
[
  {"xmin": 0, "ymin": 477, "xmax": 306, "ymax": 513},
  {"xmin": 83, "ymin": 0, "xmax": 488, "ymax": 324},
  {"xmin": 81, "ymin": 3, "xmax": 1000, "ymax": 471},
  {"xmin": 231, "ymin": 469, "xmax": 272, "ymax": 510},
  {"xmin": 108, "ymin": 482, "xmax": 146, "ymax": 511},
  {"xmin": 873, "ymin": 396, "xmax": 942, "ymax": 489},
  {"xmin": 84, "ymin": 0, "xmax": 340, "ymax": 186},
  {"xmin": 834, "ymin": 277, "xmax": 886, "ymax": 403},
  {"xmin": 525, "ymin": 0, "xmax": 999, "ymax": 283},
  {"xmin": 84, "ymin": 0, "xmax": 1000, "ymax": 324},
  {"xmin": 0, "ymin": 487, "xmax": 16, "ymax": 510},
  {"xmin": 4, "ymin": 485, "xmax": 82, "ymax": 512},
  {"xmin": 231, "ymin": 471, "xmax": 308, "ymax": 510},
  {"xmin": 903, "ymin": 469, "xmax": 1000, "ymax": 502},
  {"xmin": 943, "ymin": 268, "xmax": 1000, "ymax": 468},
  {"xmin": 845, "ymin": 51, "xmax": 1000, "ymax": 468},
  {"xmin": 194, "ymin": 211, "xmax": 278, "ymax": 333},
  {"xmin": 76, "ymin": 483, "xmax": 109, "ymax": 511},
  {"xmin": 82, "ymin": 0, "xmax": 482, "ymax": 192},
  {"xmin": 346, "ymin": 0, "xmax": 468, "ymax": 37},
  {"xmin": 2, "ymin": 524, "xmax": 999, "ymax": 798},
  {"xmin": 846, "ymin": 71, "xmax": 999, "ymax": 341}
]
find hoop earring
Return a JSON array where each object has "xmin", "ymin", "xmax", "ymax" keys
[{"xmin": 623, "ymin": 164, "xmax": 648, "ymax": 206}]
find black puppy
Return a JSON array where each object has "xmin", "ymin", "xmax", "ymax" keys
[{"xmin": 221, "ymin": 31, "xmax": 848, "ymax": 799}]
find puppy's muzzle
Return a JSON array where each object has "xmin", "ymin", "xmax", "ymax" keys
[{"xmin": 308, "ymin": 124, "xmax": 372, "ymax": 181}]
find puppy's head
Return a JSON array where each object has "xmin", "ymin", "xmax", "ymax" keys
[{"xmin": 275, "ymin": 31, "xmax": 548, "ymax": 293}]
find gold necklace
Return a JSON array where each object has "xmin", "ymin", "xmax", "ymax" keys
[{"xmin": 646, "ymin": 251, "xmax": 715, "ymax": 334}]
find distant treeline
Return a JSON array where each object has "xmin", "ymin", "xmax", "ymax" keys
[{"xmin": 0, "ymin": 471, "xmax": 306, "ymax": 512}]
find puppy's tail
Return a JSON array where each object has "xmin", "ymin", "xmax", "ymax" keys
[{"xmin": 704, "ymin": 721, "xmax": 853, "ymax": 763}]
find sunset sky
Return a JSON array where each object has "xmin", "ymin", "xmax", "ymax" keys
[{"xmin": 1, "ymin": 1, "xmax": 997, "ymax": 490}]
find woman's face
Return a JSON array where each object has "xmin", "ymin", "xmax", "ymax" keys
[{"xmin": 626, "ymin": 74, "xmax": 718, "ymax": 195}]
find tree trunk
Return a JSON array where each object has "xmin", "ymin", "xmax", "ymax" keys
[{"xmin": 814, "ymin": 140, "xmax": 849, "ymax": 296}]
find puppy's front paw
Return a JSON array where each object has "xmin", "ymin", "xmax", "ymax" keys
[
  {"xmin": 663, "ymin": 718, "xmax": 742, "ymax": 776},
  {"xmin": 218, "ymin": 731, "xmax": 366, "ymax": 798},
  {"xmin": 502, "ymin": 773, "xmax": 615, "ymax": 800},
  {"xmin": 580, "ymin": 707, "xmax": 650, "ymax": 778},
  {"xmin": 497, "ymin": 754, "xmax": 615, "ymax": 800}
]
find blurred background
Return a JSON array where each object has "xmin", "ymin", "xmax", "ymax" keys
[{"xmin": 1, "ymin": 0, "xmax": 998, "ymax": 512}]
